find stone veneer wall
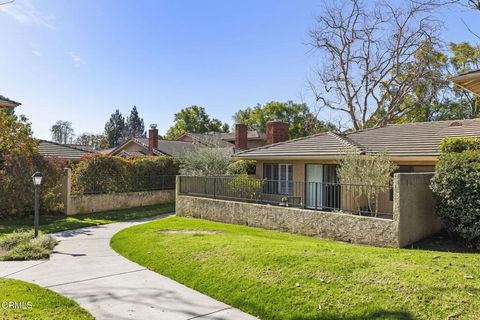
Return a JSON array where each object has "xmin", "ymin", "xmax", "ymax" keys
[
  {"xmin": 66, "ymin": 190, "xmax": 175, "ymax": 215},
  {"xmin": 176, "ymin": 195, "xmax": 398, "ymax": 247}
]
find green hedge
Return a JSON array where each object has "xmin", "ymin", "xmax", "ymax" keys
[
  {"xmin": 0, "ymin": 153, "xmax": 65, "ymax": 218},
  {"xmin": 440, "ymin": 137, "xmax": 480, "ymax": 153},
  {"xmin": 431, "ymin": 138, "xmax": 480, "ymax": 248},
  {"xmin": 72, "ymin": 155, "xmax": 179, "ymax": 194},
  {"xmin": 226, "ymin": 160, "xmax": 257, "ymax": 175}
]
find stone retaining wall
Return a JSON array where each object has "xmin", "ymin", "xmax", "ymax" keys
[
  {"xmin": 66, "ymin": 190, "xmax": 175, "ymax": 215},
  {"xmin": 176, "ymin": 196, "xmax": 398, "ymax": 247},
  {"xmin": 176, "ymin": 173, "xmax": 442, "ymax": 247}
]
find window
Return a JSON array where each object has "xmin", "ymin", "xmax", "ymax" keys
[{"xmin": 263, "ymin": 164, "xmax": 293, "ymax": 195}]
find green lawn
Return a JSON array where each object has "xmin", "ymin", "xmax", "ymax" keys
[
  {"xmin": 111, "ymin": 216, "xmax": 480, "ymax": 320},
  {"xmin": 0, "ymin": 278, "xmax": 93, "ymax": 319},
  {"xmin": 0, "ymin": 203, "xmax": 175, "ymax": 238}
]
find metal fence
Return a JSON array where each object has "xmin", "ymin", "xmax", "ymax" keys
[
  {"xmin": 72, "ymin": 175, "xmax": 176, "ymax": 195},
  {"xmin": 178, "ymin": 176, "xmax": 393, "ymax": 219}
]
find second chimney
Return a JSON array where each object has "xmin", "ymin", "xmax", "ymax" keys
[
  {"xmin": 149, "ymin": 124, "xmax": 159, "ymax": 154},
  {"xmin": 266, "ymin": 119, "xmax": 289, "ymax": 145},
  {"xmin": 235, "ymin": 123, "xmax": 248, "ymax": 150}
]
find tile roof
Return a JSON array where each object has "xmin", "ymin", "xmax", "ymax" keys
[
  {"xmin": 180, "ymin": 133, "xmax": 234, "ymax": 148},
  {"xmin": 451, "ymin": 69, "xmax": 480, "ymax": 96},
  {"xmin": 0, "ymin": 95, "xmax": 21, "ymax": 108},
  {"xmin": 236, "ymin": 119, "xmax": 480, "ymax": 159},
  {"xmin": 38, "ymin": 140, "xmax": 95, "ymax": 161}
]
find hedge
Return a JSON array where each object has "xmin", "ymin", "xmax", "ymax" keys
[
  {"xmin": 72, "ymin": 155, "xmax": 179, "ymax": 194},
  {"xmin": 431, "ymin": 137, "xmax": 480, "ymax": 248},
  {"xmin": 0, "ymin": 153, "xmax": 65, "ymax": 218}
]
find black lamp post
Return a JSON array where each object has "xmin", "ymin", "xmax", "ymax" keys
[{"xmin": 32, "ymin": 172, "xmax": 43, "ymax": 238}]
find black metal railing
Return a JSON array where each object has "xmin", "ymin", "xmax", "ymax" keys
[
  {"xmin": 179, "ymin": 176, "xmax": 393, "ymax": 219},
  {"xmin": 72, "ymin": 175, "xmax": 176, "ymax": 195}
]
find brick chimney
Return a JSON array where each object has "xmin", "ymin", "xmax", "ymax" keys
[
  {"xmin": 266, "ymin": 119, "xmax": 289, "ymax": 145},
  {"xmin": 148, "ymin": 124, "xmax": 159, "ymax": 154},
  {"xmin": 235, "ymin": 123, "xmax": 248, "ymax": 150}
]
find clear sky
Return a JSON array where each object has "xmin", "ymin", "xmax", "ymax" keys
[{"xmin": 1, "ymin": 0, "xmax": 479, "ymax": 140}]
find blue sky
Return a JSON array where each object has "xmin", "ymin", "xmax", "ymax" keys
[{"xmin": 1, "ymin": 0, "xmax": 479, "ymax": 140}]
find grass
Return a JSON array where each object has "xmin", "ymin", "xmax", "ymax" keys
[
  {"xmin": 0, "ymin": 278, "xmax": 93, "ymax": 319},
  {"xmin": 111, "ymin": 216, "xmax": 480, "ymax": 320},
  {"xmin": 0, "ymin": 203, "xmax": 175, "ymax": 238},
  {"xmin": 0, "ymin": 232, "xmax": 58, "ymax": 261}
]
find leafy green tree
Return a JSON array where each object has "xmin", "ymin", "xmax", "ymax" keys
[
  {"xmin": 50, "ymin": 120, "xmax": 75, "ymax": 144},
  {"xmin": 74, "ymin": 133, "xmax": 109, "ymax": 150},
  {"xmin": 165, "ymin": 105, "xmax": 229, "ymax": 140},
  {"xmin": 233, "ymin": 101, "xmax": 336, "ymax": 139},
  {"xmin": 104, "ymin": 109, "xmax": 125, "ymax": 148},
  {"xmin": 125, "ymin": 106, "xmax": 145, "ymax": 139}
]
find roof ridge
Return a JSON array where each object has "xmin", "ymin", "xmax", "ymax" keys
[
  {"xmin": 235, "ymin": 131, "xmax": 332, "ymax": 156},
  {"xmin": 329, "ymin": 132, "xmax": 367, "ymax": 154}
]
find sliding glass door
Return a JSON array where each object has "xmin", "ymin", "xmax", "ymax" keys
[{"xmin": 305, "ymin": 164, "xmax": 323, "ymax": 208}]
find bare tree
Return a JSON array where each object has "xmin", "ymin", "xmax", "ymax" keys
[{"xmin": 308, "ymin": 0, "xmax": 445, "ymax": 130}]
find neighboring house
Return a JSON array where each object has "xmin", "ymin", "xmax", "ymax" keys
[
  {"xmin": 176, "ymin": 124, "xmax": 267, "ymax": 150},
  {"xmin": 38, "ymin": 140, "xmax": 96, "ymax": 161},
  {"xmin": 108, "ymin": 125, "xmax": 199, "ymax": 157},
  {"xmin": 0, "ymin": 95, "xmax": 21, "ymax": 110},
  {"xmin": 451, "ymin": 69, "xmax": 480, "ymax": 96},
  {"xmin": 235, "ymin": 119, "xmax": 480, "ymax": 212}
]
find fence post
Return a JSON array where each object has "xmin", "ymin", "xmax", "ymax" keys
[
  {"xmin": 213, "ymin": 177, "xmax": 217, "ymax": 199},
  {"xmin": 175, "ymin": 175, "xmax": 181, "ymax": 199},
  {"xmin": 62, "ymin": 168, "xmax": 72, "ymax": 215}
]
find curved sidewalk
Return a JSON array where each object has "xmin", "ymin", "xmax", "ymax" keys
[{"xmin": 0, "ymin": 215, "xmax": 258, "ymax": 320}]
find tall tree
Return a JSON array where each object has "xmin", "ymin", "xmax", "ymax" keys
[
  {"xmin": 165, "ymin": 105, "xmax": 229, "ymax": 140},
  {"xmin": 125, "ymin": 106, "xmax": 145, "ymax": 139},
  {"xmin": 233, "ymin": 101, "xmax": 336, "ymax": 139},
  {"xmin": 50, "ymin": 120, "xmax": 75, "ymax": 144},
  {"xmin": 74, "ymin": 133, "xmax": 109, "ymax": 150},
  {"xmin": 308, "ymin": 0, "xmax": 444, "ymax": 130},
  {"xmin": 104, "ymin": 109, "xmax": 125, "ymax": 148}
]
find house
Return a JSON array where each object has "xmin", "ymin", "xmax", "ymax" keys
[
  {"xmin": 234, "ymin": 118, "xmax": 480, "ymax": 212},
  {"xmin": 176, "ymin": 124, "xmax": 267, "ymax": 150},
  {"xmin": 108, "ymin": 125, "xmax": 200, "ymax": 157},
  {"xmin": 38, "ymin": 140, "xmax": 96, "ymax": 161},
  {"xmin": 0, "ymin": 95, "xmax": 21, "ymax": 110}
]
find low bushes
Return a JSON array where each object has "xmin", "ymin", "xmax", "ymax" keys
[
  {"xmin": 0, "ymin": 231, "xmax": 58, "ymax": 261},
  {"xmin": 431, "ymin": 137, "xmax": 480, "ymax": 248},
  {"xmin": 226, "ymin": 160, "xmax": 256, "ymax": 175},
  {"xmin": 72, "ymin": 154, "xmax": 179, "ymax": 194}
]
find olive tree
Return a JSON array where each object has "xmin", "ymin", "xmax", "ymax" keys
[{"xmin": 337, "ymin": 148, "xmax": 397, "ymax": 216}]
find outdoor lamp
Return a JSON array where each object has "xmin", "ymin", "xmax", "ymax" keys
[
  {"xmin": 31, "ymin": 171, "xmax": 43, "ymax": 237},
  {"xmin": 32, "ymin": 172, "xmax": 43, "ymax": 186}
]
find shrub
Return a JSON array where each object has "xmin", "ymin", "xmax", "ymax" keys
[
  {"xmin": 440, "ymin": 137, "xmax": 480, "ymax": 153},
  {"xmin": 228, "ymin": 174, "xmax": 264, "ymax": 200},
  {"xmin": 1, "ymin": 243, "xmax": 50, "ymax": 261},
  {"xmin": 0, "ymin": 231, "xmax": 34, "ymax": 251},
  {"xmin": 431, "ymin": 149, "xmax": 480, "ymax": 248},
  {"xmin": 226, "ymin": 160, "xmax": 256, "ymax": 175},
  {"xmin": 0, "ymin": 153, "xmax": 65, "ymax": 218},
  {"xmin": 0, "ymin": 232, "xmax": 57, "ymax": 261},
  {"xmin": 31, "ymin": 235, "xmax": 58, "ymax": 250},
  {"xmin": 72, "ymin": 154, "xmax": 179, "ymax": 194},
  {"xmin": 179, "ymin": 145, "xmax": 232, "ymax": 176}
]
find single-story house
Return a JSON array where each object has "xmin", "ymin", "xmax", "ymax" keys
[
  {"xmin": 176, "ymin": 125, "xmax": 267, "ymax": 150},
  {"xmin": 107, "ymin": 125, "xmax": 200, "ymax": 157},
  {"xmin": 0, "ymin": 95, "xmax": 21, "ymax": 110},
  {"xmin": 234, "ymin": 118, "xmax": 480, "ymax": 213},
  {"xmin": 38, "ymin": 140, "xmax": 96, "ymax": 161}
]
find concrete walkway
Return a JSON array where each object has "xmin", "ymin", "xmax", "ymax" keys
[{"xmin": 0, "ymin": 215, "xmax": 258, "ymax": 320}]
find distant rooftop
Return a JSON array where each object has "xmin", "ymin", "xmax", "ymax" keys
[
  {"xmin": 0, "ymin": 95, "xmax": 21, "ymax": 109},
  {"xmin": 39, "ymin": 140, "xmax": 95, "ymax": 161}
]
